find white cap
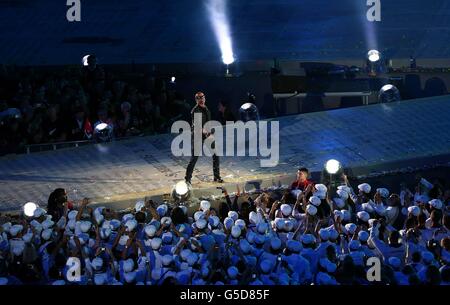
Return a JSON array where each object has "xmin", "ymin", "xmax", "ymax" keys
[
  {"xmin": 156, "ymin": 204, "xmax": 168, "ymax": 217},
  {"xmin": 224, "ymin": 217, "xmax": 234, "ymax": 230},
  {"xmin": 100, "ymin": 228, "xmax": 111, "ymax": 240},
  {"xmin": 162, "ymin": 232, "xmax": 173, "ymax": 244},
  {"xmin": 125, "ymin": 219, "xmax": 138, "ymax": 232},
  {"xmin": 160, "ymin": 216, "xmax": 172, "ymax": 227},
  {"xmin": 358, "ymin": 183, "xmax": 371, "ymax": 194},
  {"xmin": 151, "ymin": 238, "xmax": 162, "ymax": 250},
  {"xmin": 333, "ymin": 197, "xmax": 345, "ymax": 209},
  {"xmin": 22, "ymin": 232, "xmax": 33, "ymax": 243},
  {"xmin": 328, "ymin": 228, "xmax": 339, "ymax": 240},
  {"xmin": 280, "ymin": 204, "xmax": 292, "ymax": 217},
  {"xmin": 309, "ymin": 196, "xmax": 321, "ymax": 206},
  {"xmin": 357, "ymin": 211, "xmax": 370, "ymax": 222},
  {"xmin": 428, "ymin": 199, "xmax": 443, "ymax": 210},
  {"xmin": 341, "ymin": 209, "xmax": 351, "ymax": 221},
  {"xmin": 228, "ymin": 211, "xmax": 239, "ymax": 221},
  {"xmin": 274, "ymin": 218, "xmax": 285, "ymax": 231},
  {"xmin": 319, "ymin": 228, "xmax": 330, "ymax": 241},
  {"xmin": 301, "ymin": 234, "xmax": 316, "ymax": 245},
  {"xmin": 122, "ymin": 258, "xmax": 134, "ymax": 272},
  {"xmin": 68, "ymin": 210, "xmax": 78, "ymax": 220},
  {"xmin": 422, "ymin": 251, "xmax": 435, "ymax": 264},
  {"xmin": 248, "ymin": 211, "xmax": 261, "ymax": 225},
  {"xmin": 200, "ymin": 200, "xmax": 211, "ymax": 212},
  {"xmin": 194, "ymin": 211, "xmax": 205, "ymax": 222},
  {"xmin": 122, "ymin": 213, "xmax": 134, "ymax": 223},
  {"xmin": 388, "ymin": 257, "xmax": 401, "ymax": 269},
  {"xmin": 235, "ymin": 219, "xmax": 246, "ymax": 229},
  {"xmin": 349, "ymin": 240, "xmax": 361, "ymax": 251},
  {"xmin": 376, "ymin": 188, "xmax": 389, "ymax": 198},
  {"xmin": 270, "ymin": 237, "xmax": 282, "ymax": 250},
  {"xmin": 284, "ymin": 219, "xmax": 294, "ymax": 232},
  {"xmin": 194, "ymin": 218, "xmax": 206, "ymax": 230},
  {"xmin": 135, "ymin": 200, "xmax": 145, "ymax": 212},
  {"xmin": 180, "ymin": 249, "xmax": 192, "ymax": 261},
  {"xmin": 92, "ymin": 257, "xmax": 103, "ymax": 271},
  {"xmin": 41, "ymin": 228, "xmax": 53, "ymax": 241},
  {"xmin": 260, "ymin": 260, "xmax": 272, "ymax": 274},
  {"xmin": 79, "ymin": 221, "xmax": 91, "ymax": 233},
  {"xmin": 306, "ymin": 204, "xmax": 317, "ymax": 216},
  {"xmin": 315, "ymin": 184, "xmax": 327, "ymax": 193},
  {"xmin": 208, "ymin": 216, "xmax": 220, "ymax": 228},
  {"xmin": 162, "ymin": 254, "xmax": 173, "ymax": 266},
  {"xmin": 144, "ymin": 225, "xmax": 157, "ymax": 237},
  {"xmin": 345, "ymin": 223, "xmax": 357, "ymax": 235},
  {"xmin": 337, "ymin": 185, "xmax": 351, "ymax": 194},
  {"xmin": 9, "ymin": 224, "xmax": 23, "ymax": 237},
  {"xmin": 334, "ymin": 210, "xmax": 343, "ymax": 221},
  {"xmin": 336, "ymin": 189, "xmax": 349, "ymax": 200},
  {"xmin": 239, "ymin": 239, "xmax": 252, "ymax": 254},
  {"xmin": 256, "ymin": 222, "xmax": 268, "ymax": 234},
  {"xmin": 33, "ymin": 207, "xmax": 46, "ymax": 218},
  {"xmin": 231, "ymin": 225, "xmax": 241, "ymax": 238},
  {"xmin": 407, "ymin": 206, "xmax": 421, "ymax": 217},
  {"xmin": 227, "ymin": 266, "xmax": 239, "ymax": 279},
  {"xmin": 362, "ymin": 202, "xmax": 375, "ymax": 213},
  {"xmin": 358, "ymin": 231, "xmax": 369, "ymax": 242}
]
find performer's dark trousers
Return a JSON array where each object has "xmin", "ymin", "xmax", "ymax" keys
[{"xmin": 185, "ymin": 135, "xmax": 220, "ymax": 181}]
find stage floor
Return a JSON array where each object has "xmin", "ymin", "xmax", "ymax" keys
[{"xmin": 1, "ymin": 95, "xmax": 450, "ymax": 212}]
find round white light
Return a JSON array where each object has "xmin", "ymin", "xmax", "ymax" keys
[
  {"xmin": 95, "ymin": 123, "xmax": 108, "ymax": 132},
  {"xmin": 325, "ymin": 159, "xmax": 341, "ymax": 174},
  {"xmin": 175, "ymin": 180, "xmax": 189, "ymax": 197},
  {"xmin": 367, "ymin": 50, "xmax": 380, "ymax": 63},
  {"xmin": 222, "ymin": 53, "xmax": 235, "ymax": 65},
  {"xmin": 380, "ymin": 84, "xmax": 394, "ymax": 91},
  {"xmin": 24, "ymin": 202, "xmax": 38, "ymax": 217},
  {"xmin": 82, "ymin": 55, "xmax": 90, "ymax": 66},
  {"xmin": 171, "ymin": 76, "xmax": 176, "ymax": 83}
]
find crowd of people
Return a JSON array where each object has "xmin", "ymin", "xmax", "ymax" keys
[
  {"xmin": 0, "ymin": 56, "xmax": 198, "ymax": 155},
  {"xmin": 0, "ymin": 168, "xmax": 448, "ymax": 285}
]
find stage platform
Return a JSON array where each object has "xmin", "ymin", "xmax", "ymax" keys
[{"xmin": 1, "ymin": 95, "xmax": 450, "ymax": 213}]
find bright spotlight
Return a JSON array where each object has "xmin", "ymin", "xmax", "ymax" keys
[
  {"xmin": 94, "ymin": 123, "xmax": 113, "ymax": 143},
  {"xmin": 222, "ymin": 54, "xmax": 235, "ymax": 65},
  {"xmin": 379, "ymin": 84, "xmax": 401, "ymax": 103},
  {"xmin": 205, "ymin": 0, "xmax": 235, "ymax": 66},
  {"xmin": 172, "ymin": 180, "xmax": 192, "ymax": 201},
  {"xmin": 325, "ymin": 159, "xmax": 341, "ymax": 174},
  {"xmin": 367, "ymin": 50, "xmax": 380, "ymax": 63},
  {"xmin": 24, "ymin": 202, "xmax": 38, "ymax": 217},
  {"xmin": 82, "ymin": 55, "xmax": 90, "ymax": 66},
  {"xmin": 170, "ymin": 76, "xmax": 176, "ymax": 83}
]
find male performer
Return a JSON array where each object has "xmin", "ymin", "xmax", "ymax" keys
[{"xmin": 185, "ymin": 92, "xmax": 223, "ymax": 184}]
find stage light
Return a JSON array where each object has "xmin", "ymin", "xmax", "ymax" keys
[
  {"xmin": 172, "ymin": 180, "xmax": 192, "ymax": 201},
  {"xmin": 239, "ymin": 103, "xmax": 259, "ymax": 122},
  {"xmin": 82, "ymin": 55, "xmax": 90, "ymax": 66},
  {"xmin": 23, "ymin": 202, "xmax": 38, "ymax": 217},
  {"xmin": 325, "ymin": 159, "xmax": 341, "ymax": 175},
  {"xmin": 205, "ymin": 0, "xmax": 235, "ymax": 67},
  {"xmin": 378, "ymin": 84, "xmax": 401, "ymax": 103},
  {"xmin": 94, "ymin": 123, "xmax": 113, "ymax": 143},
  {"xmin": 170, "ymin": 76, "xmax": 176, "ymax": 83},
  {"xmin": 367, "ymin": 50, "xmax": 380, "ymax": 63}
]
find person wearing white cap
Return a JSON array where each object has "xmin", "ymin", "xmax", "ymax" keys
[
  {"xmin": 282, "ymin": 240, "xmax": 312, "ymax": 284},
  {"xmin": 357, "ymin": 230, "xmax": 376, "ymax": 258},
  {"xmin": 369, "ymin": 220, "xmax": 405, "ymax": 262},
  {"xmin": 387, "ymin": 257, "xmax": 409, "ymax": 285},
  {"xmin": 300, "ymin": 234, "xmax": 318, "ymax": 274}
]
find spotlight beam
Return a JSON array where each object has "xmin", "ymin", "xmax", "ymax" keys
[{"xmin": 205, "ymin": 0, "xmax": 234, "ymax": 64}]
